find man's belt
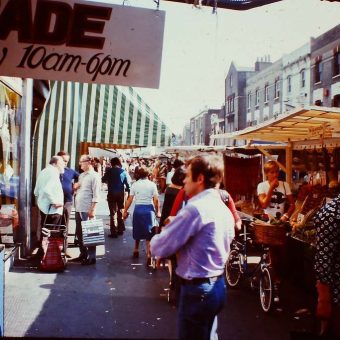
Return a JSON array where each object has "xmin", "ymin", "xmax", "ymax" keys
[{"xmin": 180, "ymin": 275, "xmax": 223, "ymax": 285}]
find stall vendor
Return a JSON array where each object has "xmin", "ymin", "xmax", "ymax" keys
[
  {"xmin": 257, "ymin": 160, "xmax": 295, "ymax": 222},
  {"xmin": 257, "ymin": 160, "xmax": 295, "ymax": 304}
]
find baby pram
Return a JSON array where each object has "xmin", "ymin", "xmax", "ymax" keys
[{"xmin": 39, "ymin": 221, "xmax": 67, "ymax": 272}]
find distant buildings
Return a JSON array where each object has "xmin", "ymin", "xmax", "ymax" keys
[
  {"xmin": 311, "ymin": 24, "xmax": 340, "ymax": 107},
  {"xmin": 181, "ymin": 23, "xmax": 340, "ymax": 146}
]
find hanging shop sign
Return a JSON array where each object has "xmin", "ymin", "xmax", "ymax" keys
[
  {"xmin": 0, "ymin": 0, "xmax": 165, "ymax": 88},
  {"xmin": 308, "ymin": 124, "xmax": 333, "ymax": 139}
]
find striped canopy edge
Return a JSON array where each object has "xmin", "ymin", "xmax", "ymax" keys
[{"xmin": 32, "ymin": 81, "xmax": 172, "ymax": 179}]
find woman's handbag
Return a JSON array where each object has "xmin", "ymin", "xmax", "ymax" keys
[{"xmin": 81, "ymin": 219, "xmax": 105, "ymax": 246}]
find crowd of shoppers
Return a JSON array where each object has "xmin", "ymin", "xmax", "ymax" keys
[{"xmin": 32, "ymin": 152, "xmax": 340, "ymax": 339}]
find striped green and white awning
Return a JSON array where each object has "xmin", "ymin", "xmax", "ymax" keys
[{"xmin": 33, "ymin": 80, "xmax": 171, "ymax": 176}]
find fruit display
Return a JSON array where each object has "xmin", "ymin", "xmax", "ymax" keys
[{"xmin": 291, "ymin": 224, "xmax": 316, "ymax": 246}]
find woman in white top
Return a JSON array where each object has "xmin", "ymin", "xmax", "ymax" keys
[
  {"xmin": 123, "ymin": 166, "xmax": 161, "ymax": 265},
  {"xmin": 257, "ymin": 160, "xmax": 295, "ymax": 303},
  {"xmin": 257, "ymin": 161, "xmax": 295, "ymax": 222}
]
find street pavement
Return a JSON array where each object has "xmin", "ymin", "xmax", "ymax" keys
[{"xmin": 4, "ymin": 190, "xmax": 316, "ymax": 339}]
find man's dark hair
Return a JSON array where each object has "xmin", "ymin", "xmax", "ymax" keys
[
  {"xmin": 110, "ymin": 157, "xmax": 122, "ymax": 167},
  {"xmin": 57, "ymin": 150, "xmax": 69, "ymax": 157},
  {"xmin": 136, "ymin": 166, "xmax": 150, "ymax": 179},
  {"xmin": 186, "ymin": 155, "xmax": 224, "ymax": 189},
  {"xmin": 173, "ymin": 159, "xmax": 184, "ymax": 169},
  {"xmin": 171, "ymin": 167, "xmax": 186, "ymax": 186}
]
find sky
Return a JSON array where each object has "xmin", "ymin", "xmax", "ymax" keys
[{"xmin": 108, "ymin": 0, "xmax": 340, "ymax": 134}]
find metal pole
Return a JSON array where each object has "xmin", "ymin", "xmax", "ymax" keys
[
  {"xmin": 286, "ymin": 141, "xmax": 293, "ymax": 187},
  {"xmin": 19, "ymin": 79, "xmax": 33, "ymax": 257}
]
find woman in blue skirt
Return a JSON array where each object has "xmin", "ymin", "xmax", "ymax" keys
[{"xmin": 123, "ymin": 166, "xmax": 161, "ymax": 265}]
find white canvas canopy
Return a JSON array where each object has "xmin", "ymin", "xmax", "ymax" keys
[{"xmin": 33, "ymin": 81, "xmax": 172, "ymax": 177}]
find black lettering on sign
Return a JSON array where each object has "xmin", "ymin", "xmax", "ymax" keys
[
  {"xmin": 16, "ymin": 45, "xmax": 129, "ymax": 79},
  {"xmin": 0, "ymin": 0, "xmax": 112, "ymax": 49},
  {"xmin": 0, "ymin": 0, "xmax": 32, "ymax": 42},
  {"xmin": 69, "ymin": 4, "xmax": 112, "ymax": 49},
  {"xmin": 57, "ymin": 54, "xmax": 82, "ymax": 72},
  {"xmin": 109, "ymin": 58, "xmax": 130, "ymax": 77},
  {"xmin": 33, "ymin": 0, "xmax": 72, "ymax": 45}
]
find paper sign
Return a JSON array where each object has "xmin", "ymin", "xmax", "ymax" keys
[{"xmin": 0, "ymin": 0, "xmax": 165, "ymax": 88}]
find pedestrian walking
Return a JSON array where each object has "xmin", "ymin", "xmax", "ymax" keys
[
  {"xmin": 34, "ymin": 155, "xmax": 65, "ymax": 257},
  {"xmin": 73, "ymin": 155, "xmax": 101, "ymax": 265},
  {"xmin": 123, "ymin": 166, "xmax": 161, "ymax": 265},
  {"xmin": 157, "ymin": 159, "xmax": 167, "ymax": 193},
  {"xmin": 166, "ymin": 158, "xmax": 184, "ymax": 187},
  {"xmin": 151, "ymin": 155, "xmax": 235, "ymax": 340},
  {"xmin": 102, "ymin": 157, "xmax": 130, "ymax": 238}
]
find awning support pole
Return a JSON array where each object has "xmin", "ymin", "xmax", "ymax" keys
[{"xmin": 286, "ymin": 141, "xmax": 293, "ymax": 187}]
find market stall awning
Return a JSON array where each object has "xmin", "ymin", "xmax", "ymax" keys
[
  {"xmin": 33, "ymin": 81, "xmax": 171, "ymax": 176},
  {"xmin": 211, "ymin": 106, "xmax": 340, "ymax": 144},
  {"xmin": 165, "ymin": 142, "xmax": 288, "ymax": 156}
]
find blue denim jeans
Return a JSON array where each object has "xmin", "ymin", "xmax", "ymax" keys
[
  {"xmin": 177, "ymin": 276, "xmax": 226, "ymax": 340},
  {"xmin": 75, "ymin": 212, "xmax": 96, "ymax": 260}
]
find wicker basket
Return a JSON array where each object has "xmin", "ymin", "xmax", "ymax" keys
[{"xmin": 252, "ymin": 222, "xmax": 287, "ymax": 246}]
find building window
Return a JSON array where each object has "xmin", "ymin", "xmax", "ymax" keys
[
  {"xmin": 255, "ymin": 89, "xmax": 259, "ymax": 106},
  {"xmin": 227, "ymin": 95, "xmax": 234, "ymax": 113},
  {"xmin": 315, "ymin": 60, "xmax": 322, "ymax": 83},
  {"xmin": 287, "ymin": 75, "xmax": 292, "ymax": 93},
  {"xmin": 247, "ymin": 92, "xmax": 251, "ymax": 109},
  {"xmin": 300, "ymin": 69, "xmax": 305, "ymax": 88},
  {"xmin": 275, "ymin": 79, "xmax": 280, "ymax": 98},
  {"xmin": 264, "ymin": 84, "xmax": 269, "ymax": 103},
  {"xmin": 334, "ymin": 51, "xmax": 340, "ymax": 76},
  {"xmin": 230, "ymin": 75, "xmax": 232, "ymax": 88}
]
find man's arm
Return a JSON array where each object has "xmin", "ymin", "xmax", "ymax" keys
[
  {"xmin": 123, "ymin": 172, "xmax": 131, "ymax": 194},
  {"xmin": 258, "ymin": 180, "xmax": 278, "ymax": 209},
  {"xmin": 73, "ymin": 169, "xmax": 80, "ymax": 182},
  {"xmin": 151, "ymin": 205, "xmax": 200, "ymax": 258},
  {"xmin": 123, "ymin": 195, "xmax": 134, "ymax": 219},
  {"xmin": 89, "ymin": 175, "xmax": 101, "ymax": 217}
]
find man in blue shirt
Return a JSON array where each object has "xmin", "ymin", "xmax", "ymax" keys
[
  {"xmin": 57, "ymin": 151, "xmax": 79, "ymax": 227},
  {"xmin": 102, "ymin": 157, "xmax": 130, "ymax": 237},
  {"xmin": 151, "ymin": 155, "xmax": 235, "ymax": 340}
]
